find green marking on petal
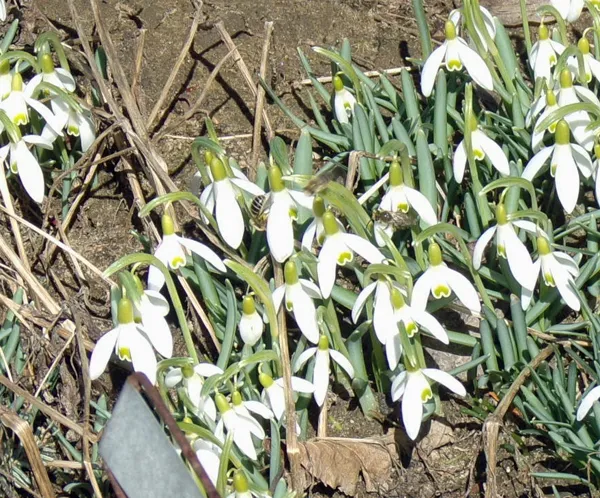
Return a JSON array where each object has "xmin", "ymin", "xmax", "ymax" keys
[
  {"xmin": 337, "ymin": 251, "xmax": 353, "ymax": 266},
  {"xmin": 421, "ymin": 386, "xmax": 433, "ymax": 402},
  {"xmin": 289, "ymin": 206, "xmax": 298, "ymax": 220},
  {"xmin": 397, "ymin": 202, "xmax": 409, "ymax": 213},
  {"xmin": 473, "ymin": 148, "xmax": 485, "ymax": 160},
  {"xmin": 432, "ymin": 284, "xmax": 451, "ymax": 299},
  {"xmin": 497, "ymin": 244, "xmax": 507, "ymax": 258},
  {"xmin": 14, "ymin": 114, "xmax": 27, "ymax": 126},
  {"xmin": 170, "ymin": 256, "xmax": 186, "ymax": 269},
  {"xmin": 285, "ymin": 299, "xmax": 293, "ymax": 312},
  {"xmin": 405, "ymin": 321, "xmax": 418, "ymax": 337},
  {"xmin": 118, "ymin": 346, "xmax": 132, "ymax": 361},
  {"xmin": 544, "ymin": 271, "xmax": 555, "ymax": 287},
  {"xmin": 67, "ymin": 124, "xmax": 80, "ymax": 136},
  {"xmin": 446, "ymin": 59, "xmax": 462, "ymax": 71}
]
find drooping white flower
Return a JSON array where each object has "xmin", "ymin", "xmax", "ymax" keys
[
  {"xmin": 0, "ymin": 132, "xmax": 53, "ymax": 203},
  {"xmin": 0, "ymin": 72, "xmax": 62, "ymax": 132},
  {"xmin": 231, "ymin": 391, "xmax": 274, "ymax": 433},
  {"xmin": 333, "ymin": 73, "xmax": 357, "ymax": 125},
  {"xmin": 473, "ymin": 204, "xmax": 537, "ymax": 288},
  {"xmin": 385, "ymin": 287, "xmax": 449, "ymax": 370},
  {"xmin": 302, "ymin": 196, "xmax": 344, "ymax": 251},
  {"xmin": 214, "ymin": 393, "xmax": 264, "ymax": 460},
  {"xmin": 521, "ymin": 235, "xmax": 580, "ymax": 310},
  {"xmin": 529, "ymin": 24, "xmax": 565, "ymax": 82},
  {"xmin": 294, "ymin": 335, "xmax": 354, "ymax": 407},
  {"xmin": 351, "ymin": 277, "xmax": 395, "ymax": 344},
  {"xmin": 131, "ymin": 277, "xmax": 173, "ymax": 359},
  {"xmin": 317, "ymin": 211, "xmax": 386, "ymax": 298},
  {"xmin": 29, "ymin": 54, "xmax": 76, "ymax": 94},
  {"xmin": 148, "ymin": 214, "xmax": 226, "ymax": 291},
  {"xmin": 523, "ymin": 119, "xmax": 593, "ymax": 213},
  {"xmin": 449, "ymin": 6, "xmax": 496, "ymax": 51},
  {"xmin": 373, "ymin": 160, "xmax": 437, "ymax": 246},
  {"xmin": 89, "ymin": 297, "xmax": 158, "ymax": 383},
  {"xmin": 259, "ymin": 372, "xmax": 314, "ymax": 422},
  {"xmin": 412, "ymin": 242, "xmax": 481, "ymax": 313},
  {"xmin": 272, "ymin": 261, "xmax": 321, "ymax": 344},
  {"xmin": 529, "ymin": 89, "xmax": 559, "ymax": 152},
  {"xmin": 554, "ymin": 68, "xmax": 598, "ymax": 151},
  {"xmin": 200, "ymin": 156, "xmax": 265, "ymax": 249},
  {"xmin": 42, "ymin": 97, "xmax": 96, "ymax": 152},
  {"xmin": 391, "ymin": 367, "xmax": 466, "ymax": 440},
  {"xmin": 192, "ymin": 438, "xmax": 221, "ymax": 487},
  {"xmin": 567, "ymin": 38, "xmax": 600, "ymax": 84},
  {"xmin": 453, "ymin": 116, "xmax": 510, "ymax": 183},
  {"xmin": 165, "ymin": 363, "xmax": 223, "ymax": 421},
  {"xmin": 239, "ymin": 295, "xmax": 264, "ymax": 346},
  {"xmin": 551, "ymin": 0, "xmax": 584, "ymax": 22},
  {"xmin": 421, "ymin": 20, "xmax": 493, "ymax": 97},
  {"xmin": 576, "ymin": 385, "xmax": 600, "ymax": 421},
  {"xmin": 265, "ymin": 165, "xmax": 313, "ymax": 262}
]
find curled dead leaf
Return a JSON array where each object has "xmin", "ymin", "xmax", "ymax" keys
[{"xmin": 297, "ymin": 432, "xmax": 399, "ymax": 496}]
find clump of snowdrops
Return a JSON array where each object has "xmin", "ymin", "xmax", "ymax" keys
[
  {"xmin": 0, "ymin": 27, "xmax": 95, "ymax": 212},
  {"xmin": 93, "ymin": 0, "xmax": 600, "ymax": 494}
]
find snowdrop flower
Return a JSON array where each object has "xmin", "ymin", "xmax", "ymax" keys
[
  {"xmin": 391, "ymin": 366, "xmax": 466, "ymax": 440},
  {"xmin": 530, "ymin": 89, "xmax": 559, "ymax": 152},
  {"xmin": 522, "ymin": 236, "xmax": 580, "ymax": 310},
  {"xmin": 449, "ymin": 6, "xmax": 496, "ymax": 51},
  {"xmin": 148, "ymin": 214, "xmax": 226, "ymax": 291},
  {"xmin": 131, "ymin": 276, "xmax": 173, "ymax": 359},
  {"xmin": 302, "ymin": 196, "xmax": 344, "ymax": 251},
  {"xmin": 551, "ymin": 0, "xmax": 584, "ymax": 22},
  {"xmin": 333, "ymin": 73, "xmax": 357, "ymax": 125},
  {"xmin": 239, "ymin": 295, "xmax": 264, "ymax": 346},
  {"xmin": 530, "ymin": 25, "xmax": 565, "ymax": 82},
  {"xmin": 0, "ymin": 72, "xmax": 62, "ymax": 132},
  {"xmin": 165, "ymin": 362, "xmax": 223, "ymax": 421},
  {"xmin": 523, "ymin": 119, "xmax": 593, "ymax": 213},
  {"xmin": 294, "ymin": 335, "xmax": 354, "ymax": 407},
  {"xmin": 453, "ymin": 116, "xmax": 510, "ymax": 183},
  {"xmin": 200, "ymin": 157, "xmax": 265, "ymax": 249},
  {"xmin": 29, "ymin": 54, "xmax": 76, "ymax": 94},
  {"xmin": 373, "ymin": 160, "xmax": 437, "ymax": 246},
  {"xmin": 473, "ymin": 204, "xmax": 536, "ymax": 288},
  {"xmin": 351, "ymin": 277, "xmax": 395, "ymax": 344},
  {"xmin": 231, "ymin": 391, "xmax": 274, "ymax": 431},
  {"xmin": 215, "ymin": 393, "xmax": 263, "ymax": 460},
  {"xmin": 317, "ymin": 211, "xmax": 386, "ymax": 298},
  {"xmin": 193, "ymin": 438, "xmax": 221, "ymax": 487},
  {"xmin": 89, "ymin": 298, "xmax": 158, "ymax": 383},
  {"xmin": 385, "ymin": 287, "xmax": 449, "ymax": 369},
  {"xmin": 576, "ymin": 385, "xmax": 600, "ymax": 421},
  {"xmin": 421, "ymin": 20, "xmax": 493, "ymax": 97},
  {"xmin": 266, "ymin": 165, "xmax": 313, "ymax": 262},
  {"xmin": 555, "ymin": 69, "xmax": 598, "ymax": 151},
  {"xmin": 259, "ymin": 372, "xmax": 314, "ymax": 422},
  {"xmin": 567, "ymin": 38, "xmax": 600, "ymax": 84},
  {"xmin": 272, "ymin": 261, "xmax": 321, "ymax": 344},
  {"xmin": 42, "ymin": 97, "xmax": 96, "ymax": 152},
  {"xmin": 412, "ymin": 242, "xmax": 481, "ymax": 313},
  {"xmin": 0, "ymin": 131, "xmax": 54, "ymax": 203}
]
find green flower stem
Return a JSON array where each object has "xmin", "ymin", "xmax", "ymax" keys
[
  {"xmin": 412, "ymin": 0, "xmax": 432, "ymax": 58},
  {"xmin": 104, "ymin": 253, "xmax": 199, "ymax": 364}
]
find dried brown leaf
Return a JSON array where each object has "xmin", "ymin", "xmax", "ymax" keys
[{"xmin": 298, "ymin": 433, "xmax": 398, "ymax": 496}]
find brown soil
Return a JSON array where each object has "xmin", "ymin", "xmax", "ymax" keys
[{"xmin": 1, "ymin": 0, "xmax": 592, "ymax": 496}]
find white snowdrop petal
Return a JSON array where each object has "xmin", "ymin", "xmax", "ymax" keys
[
  {"xmin": 443, "ymin": 267, "xmax": 481, "ymax": 312},
  {"xmin": 420, "ymin": 44, "xmax": 448, "ymax": 97},
  {"xmin": 329, "ymin": 349, "xmax": 355, "ymax": 378},
  {"xmin": 452, "ymin": 140, "xmax": 468, "ymax": 183},
  {"xmin": 422, "ymin": 368, "xmax": 466, "ymax": 396},
  {"xmin": 351, "ymin": 281, "xmax": 376, "ymax": 323},
  {"xmin": 89, "ymin": 328, "xmax": 119, "ymax": 380},
  {"xmin": 473, "ymin": 226, "xmax": 497, "ymax": 270},
  {"xmin": 313, "ymin": 350, "xmax": 330, "ymax": 406},
  {"xmin": 577, "ymin": 386, "xmax": 600, "ymax": 421}
]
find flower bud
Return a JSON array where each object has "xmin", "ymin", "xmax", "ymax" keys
[
  {"xmin": 495, "ymin": 203, "xmax": 508, "ymax": 225},
  {"xmin": 389, "ymin": 160, "xmax": 404, "ymax": 187},
  {"xmin": 559, "ymin": 69, "xmax": 572, "ymax": 89},
  {"xmin": 268, "ymin": 165, "xmax": 285, "ymax": 192},
  {"xmin": 537, "ymin": 236, "xmax": 552, "ymax": 256},
  {"xmin": 554, "ymin": 120, "xmax": 570, "ymax": 146},
  {"xmin": 428, "ymin": 242, "xmax": 443, "ymax": 266},
  {"xmin": 233, "ymin": 471, "xmax": 249, "ymax": 493},
  {"xmin": 117, "ymin": 297, "xmax": 134, "ymax": 324},
  {"xmin": 318, "ymin": 335, "xmax": 329, "ymax": 350},
  {"xmin": 40, "ymin": 54, "xmax": 55, "ymax": 74},
  {"xmin": 284, "ymin": 261, "xmax": 299, "ymax": 285},
  {"xmin": 259, "ymin": 372, "xmax": 274, "ymax": 388},
  {"xmin": 539, "ymin": 24, "xmax": 549, "ymax": 41},
  {"xmin": 210, "ymin": 157, "xmax": 227, "ymax": 182},
  {"xmin": 333, "ymin": 73, "xmax": 345, "ymax": 93},
  {"xmin": 161, "ymin": 214, "xmax": 175, "ymax": 236},
  {"xmin": 578, "ymin": 37, "xmax": 590, "ymax": 55},
  {"xmin": 242, "ymin": 295, "xmax": 256, "ymax": 315},
  {"xmin": 445, "ymin": 20, "xmax": 457, "ymax": 40}
]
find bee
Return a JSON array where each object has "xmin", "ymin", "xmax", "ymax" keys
[
  {"xmin": 372, "ymin": 209, "xmax": 417, "ymax": 230},
  {"xmin": 303, "ymin": 162, "xmax": 346, "ymax": 195},
  {"xmin": 249, "ymin": 194, "xmax": 270, "ymax": 231}
]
